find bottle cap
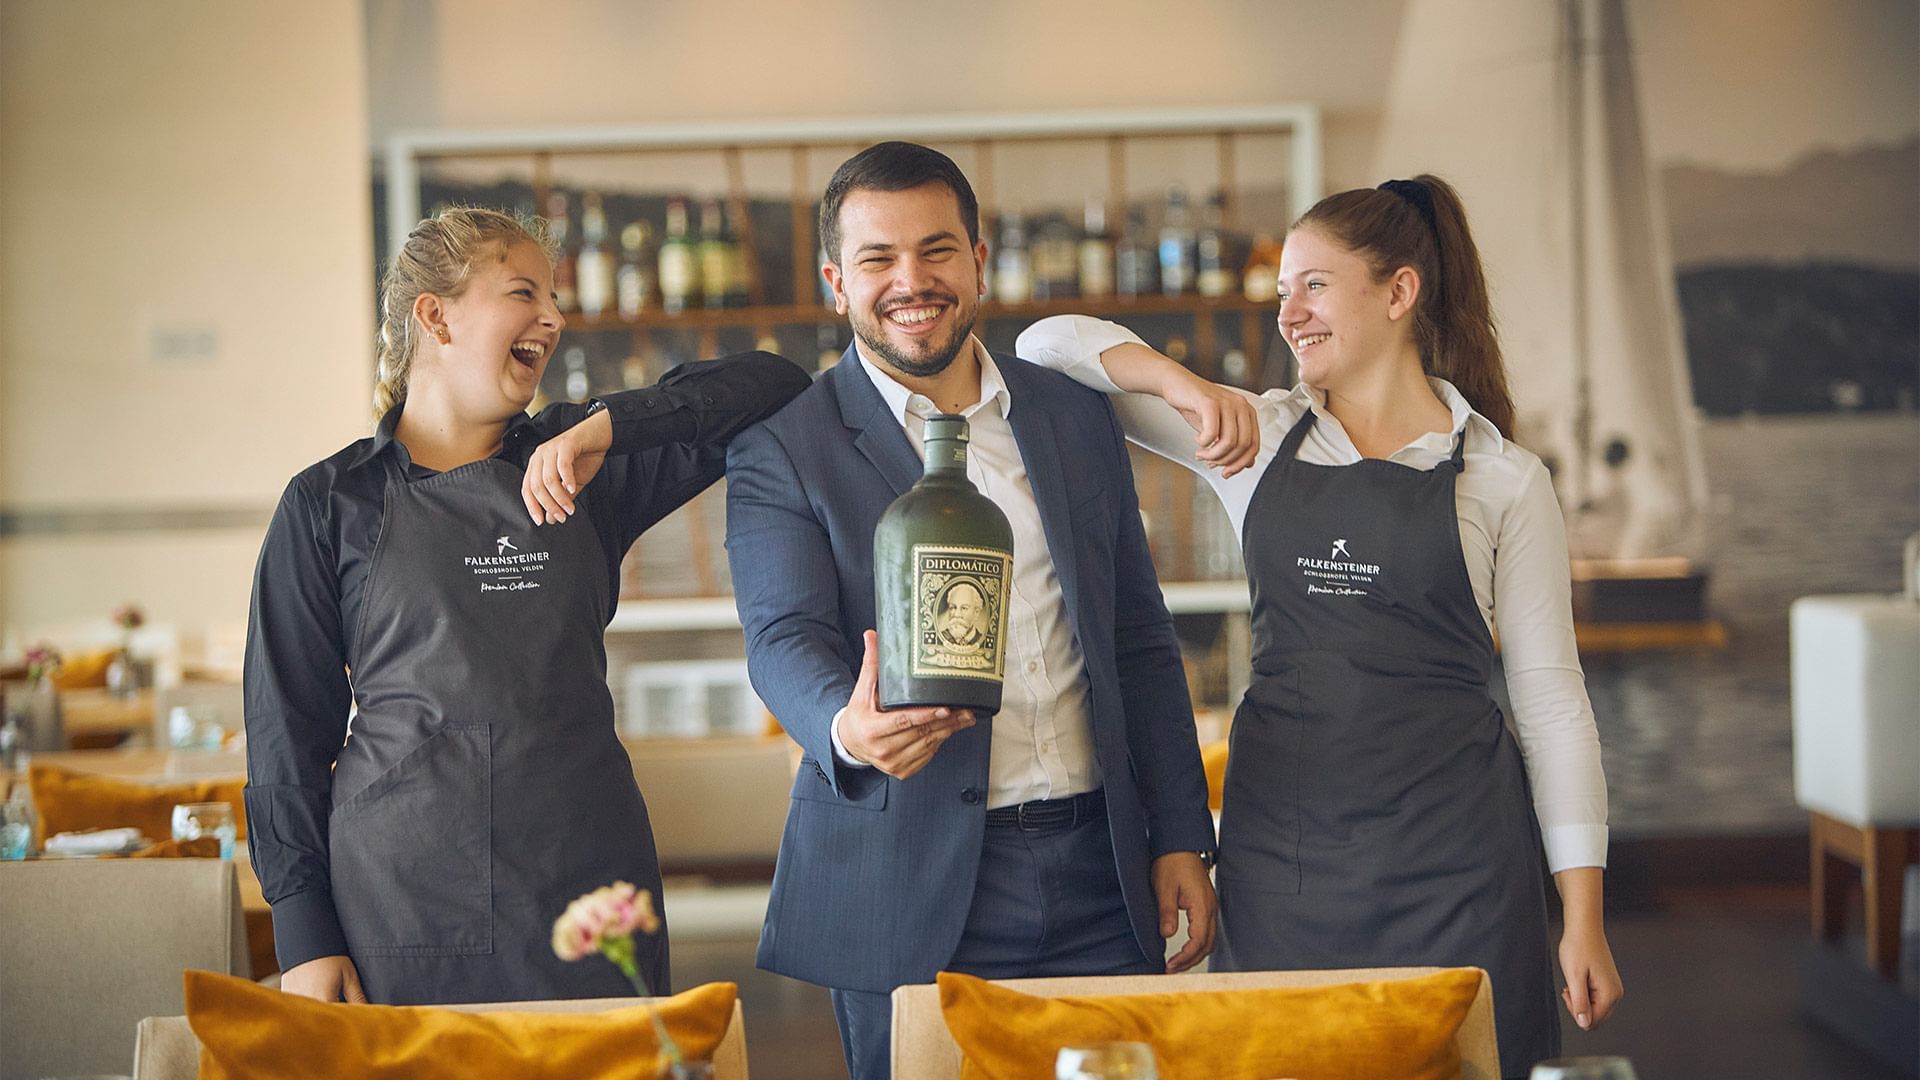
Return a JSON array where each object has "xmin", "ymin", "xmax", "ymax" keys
[{"xmin": 924, "ymin": 414, "xmax": 970, "ymax": 443}]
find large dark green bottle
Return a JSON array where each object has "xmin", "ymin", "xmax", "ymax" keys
[{"xmin": 873, "ymin": 414, "xmax": 1015, "ymax": 716}]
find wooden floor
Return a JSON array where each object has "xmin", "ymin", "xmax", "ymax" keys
[{"xmin": 667, "ymin": 871, "xmax": 1916, "ymax": 1080}]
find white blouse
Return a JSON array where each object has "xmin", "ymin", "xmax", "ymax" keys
[{"xmin": 1017, "ymin": 315, "xmax": 1608, "ymax": 873}]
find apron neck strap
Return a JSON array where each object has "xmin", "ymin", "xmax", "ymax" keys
[
  {"xmin": 1447, "ymin": 425, "xmax": 1468, "ymax": 472},
  {"xmin": 1279, "ymin": 408, "xmax": 1318, "ymax": 462}
]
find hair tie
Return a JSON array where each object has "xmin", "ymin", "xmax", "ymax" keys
[{"xmin": 1378, "ymin": 178, "xmax": 1439, "ymax": 238}]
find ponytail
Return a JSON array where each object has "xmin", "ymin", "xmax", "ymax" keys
[{"xmin": 1293, "ymin": 175, "xmax": 1515, "ymax": 437}]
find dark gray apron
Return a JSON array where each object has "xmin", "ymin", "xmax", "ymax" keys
[
  {"xmin": 1213, "ymin": 410, "xmax": 1556, "ymax": 1075},
  {"xmin": 328, "ymin": 453, "xmax": 667, "ymax": 1005}
]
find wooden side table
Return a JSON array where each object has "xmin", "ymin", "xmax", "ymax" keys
[{"xmin": 1810, "ymin": 811, "xmax": 1920, "ymax": 976}]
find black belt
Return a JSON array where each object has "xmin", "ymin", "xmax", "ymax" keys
[{"xmin": 984, "ymin": 789, "xmax": 1105, "ymax": 832}]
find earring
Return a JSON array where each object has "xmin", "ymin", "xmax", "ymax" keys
[{"xmin": 436, "ymin": 328, "xmax": 449, "ymax": 342}]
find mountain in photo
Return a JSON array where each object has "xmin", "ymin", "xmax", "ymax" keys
[{"xmin": 1662, "ymin": 138, "xmax": 1919, "ymax": 270}]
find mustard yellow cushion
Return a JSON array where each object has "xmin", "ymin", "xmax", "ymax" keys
[
  {"xmin": 1199, "ymin": 740, "xmax": 1229, "ymax": 812},
  {"xmin": 27, "ymin": 762, "xmax": 246, "ymax": 846},
  {"xmin": 938, "ymin": 968, "xmax": 1481, "ymax": 1080},
  {"xmin": 185, "ymin": 970, "xmax": 738, "ymax": 1079},
  {"xmin": 49, "ymin": 649, "xmax": 114, "ymax": 690}
]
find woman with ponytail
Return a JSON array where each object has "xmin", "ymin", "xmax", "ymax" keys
[
  {"xmin": 1019, "ymin": 175, "xmax": 1620, "ymax": 1074},
  {"xmin": 244, "ymin": 207, "xmax": 807, "ymax": 1007}
]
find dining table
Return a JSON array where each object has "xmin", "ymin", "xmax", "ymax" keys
[{"xmin": 3, "ymin": 747, "xmax": 276, "ymax": 977}]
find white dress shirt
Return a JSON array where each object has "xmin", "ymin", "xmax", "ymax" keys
[
  {"xmin": 830, "ymin": 336, "xmax": 1101, "ymax": 809},
  {"xmin": 1016, "ymin": 315, "xmax": 1608, "ymax": 873}
]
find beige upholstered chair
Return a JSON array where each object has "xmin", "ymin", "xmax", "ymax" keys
[
  {"xmin": 891, "ymin": 966, "xmax": 1500, "ymax": 1080},
  {"xmin": 131, "ymin": 996, "xmax": 750, "ymax": 1080},
  {"xmin": 0, "ymin": 858, "xmax": 248, "ymax": 1080},
  {"xmin": 624, "ymin": 736, "xmax": 794, "ymax": 875}
]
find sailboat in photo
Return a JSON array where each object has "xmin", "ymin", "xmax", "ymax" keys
[{"xmin": 1371, "ymin": 0, "xmax": 1717, "ymax": 639}]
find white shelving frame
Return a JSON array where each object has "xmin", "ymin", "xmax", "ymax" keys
[{"xmin": 383, "ymin": 103, "xmax": 1323, "ymax": 261}]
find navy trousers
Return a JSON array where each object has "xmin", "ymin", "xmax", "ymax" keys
[{"xmin": 829, "ymin": 808, "xmax": 1158, "ymax": 1080}]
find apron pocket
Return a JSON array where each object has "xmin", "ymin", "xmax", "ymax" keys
[
  {"xmin": 1216, "ymin": 673, "xmax": 1302, "ymax": 894},
  {"xmin": 330, "ymin": 723, "xmax": 493, "ymax": 956}
]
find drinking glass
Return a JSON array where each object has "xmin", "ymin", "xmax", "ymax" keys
[
  {"xmin": 172, "ymin": 801, "xmax": 237, "ymax": 859},
  {"xmin": 1530, "ymin": 1057, "xmax": 1640, "ymax": 1080},
  {"xmin": 168, "ymin": 704, "xmax": 226, "ymax": 750},
  {"xmin": 1056, "ymin": 1041, "xmax": 1159, "ymax": 1080},
  {"xmin": 0, "ymin": 793, "xmax": 33, "ymax": 860}
]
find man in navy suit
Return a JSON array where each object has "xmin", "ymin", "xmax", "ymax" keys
[{"xmin": 725, "ymin": 142, "xmax": 1217, "ymax": 1080}]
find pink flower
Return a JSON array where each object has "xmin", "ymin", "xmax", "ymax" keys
[
  {"xmin": 23, "ymin": 644, "xmax": 62, "ymax": 686},
  {"xmin": 552, "ymin": 880, "xmax": 680, "ymax": 1066},
  {"xmin": 112, "ymin": 604, "xmax": 145, "ymax": 631},
  {"xmin": 551, "ymin": 881, "xmax": 661, "ymax": 962}
]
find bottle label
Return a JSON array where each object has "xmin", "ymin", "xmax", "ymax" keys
[{"xmin": 910, "ymin": 544, "xmax": 1011, "ymax": 682}]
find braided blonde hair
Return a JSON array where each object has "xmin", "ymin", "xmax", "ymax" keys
[{"xmin": 372, "ymin": 206, "xmax": 557, "ymax": 419}]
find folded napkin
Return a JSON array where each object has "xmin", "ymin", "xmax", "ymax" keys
[{"xmin": 45, "ymin": 827, "xmax": 147, "ymax": 855}]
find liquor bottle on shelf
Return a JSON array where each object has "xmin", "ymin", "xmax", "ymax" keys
[
  {"xmin": 576, "ymin": 192, "xmax": 615, "ymax": 318},
  {"xmin": 1115, "ymin": 206, "xmax": 1158, "ymax": 298},
  {"xmin": 546, "ymin": 191, "xmax": 579, "ymax": 314},
  {"xmin": 615, "ymin": 221, "xmax": 656, "ymax": 321},
  {"xmin": 621, "ymin": 348, "xmax": 652, "ymax": 390},
  {"xmin": 993, "ymin": 211, "xmax": 1032, "ymax": 305},
  {"xmin": 698, "ymin": 198, "xmax": 730, "ymax": 310},
  {"xmin": 1195, "ymin": 190, "xmax": 1235, "ymax": 299},
  {"xmin": 873, "ymin": 414, "xmax": 1014, "ymax": 715},
  {"xmin": 1030, "ymin": 213, "xmax": 1079, "ymax": 302},
  {"xmin": 724, "ymin": 201, "xmax": 753, "ymax": 307},
  {"xmin": 1220, "ymin": 347, "xmax": 1250, "ymax": 386},
  {"xmin": 562, "ymin": 346, "xmax": 591, "ymax": 402},
  {"xmin": 658, "ymin": 198, "xmax": 698, "ymax": 316},
  {"xmin": 1158, "ymin": 186, "xmax": 1195, "ymax": 297},
  {"xmin": 1078, "ymin": 197, "xmax": 1114, "ymax": 300},
  {"xmin": 816, "ymin": 323, "xmax": 842, "ymax": 369},
  {"xmin": 1242, "ymin": 233, "xmax": 1285, "ymax": 302}
]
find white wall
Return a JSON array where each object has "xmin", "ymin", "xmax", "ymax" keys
[
  {"xmin": 365, "ymin": 0, "xmax": 1918, "ymax": 181},
  {"xmin": 0, "ymin": 0, "xmax": 373, "ymax": 635},
  {"xmin": 366, "ymin": 0, "xmax": 1411, "ymax": 190}
]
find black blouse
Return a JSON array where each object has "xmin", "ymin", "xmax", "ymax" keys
[{"xmin": 243, "ymin": 351, "xmax": 809, "ymax": 971}]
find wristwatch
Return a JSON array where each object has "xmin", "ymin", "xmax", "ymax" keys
[{"xmin": 1194, "ymin": 850, "xmax": 1216, "ymax": 869}]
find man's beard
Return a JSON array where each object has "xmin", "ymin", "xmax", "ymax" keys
[{"xmin": 850, "ymin": 291, "xmax": 978, "ymax": 378}]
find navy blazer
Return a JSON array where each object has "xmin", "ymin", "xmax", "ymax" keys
[{"xmin": 725, "ymin": 344, "xmax": 1215, "ymax": 993}]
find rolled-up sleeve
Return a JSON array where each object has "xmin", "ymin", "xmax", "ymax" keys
[{"xmin": 243, "ymin": 474, "xmax": 354, "ymax": 970}]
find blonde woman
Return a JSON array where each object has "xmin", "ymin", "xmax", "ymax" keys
[{"xmin": 244, "ymin": 207, "xmax": 806, "ymax": 1005}]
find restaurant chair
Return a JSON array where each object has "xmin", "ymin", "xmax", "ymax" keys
[
  {"xmin": 0, "ymin": 858, "xmax": 247, "ymax": 1080},
  {"xmin": 131, "ymin": 996, "xmax": 751, "ymax": 1080},
  {"xmin": 625, "ymin": 735, "xmax": 794, "ymax": 877},
  {"xmin": 891, "ymin": 966, "xmax": 1500, "ymax": 1080},
  {"xmin": 1792, "ymin": 592, "xmax": 1920, "ymax": 976}
]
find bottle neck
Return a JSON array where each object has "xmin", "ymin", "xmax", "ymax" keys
[{"xmin": 921, "ymin": 435, "xmax": 970, "ymax": 480}]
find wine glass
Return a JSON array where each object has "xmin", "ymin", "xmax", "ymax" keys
[
  {"xmin": 1056, "ymin": 1041, "xmax": 1159, "ymax": 1079},
  {"xmin": 1530, "ymin": 1057, "xmax": 1639, "ymax": 1080}
]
